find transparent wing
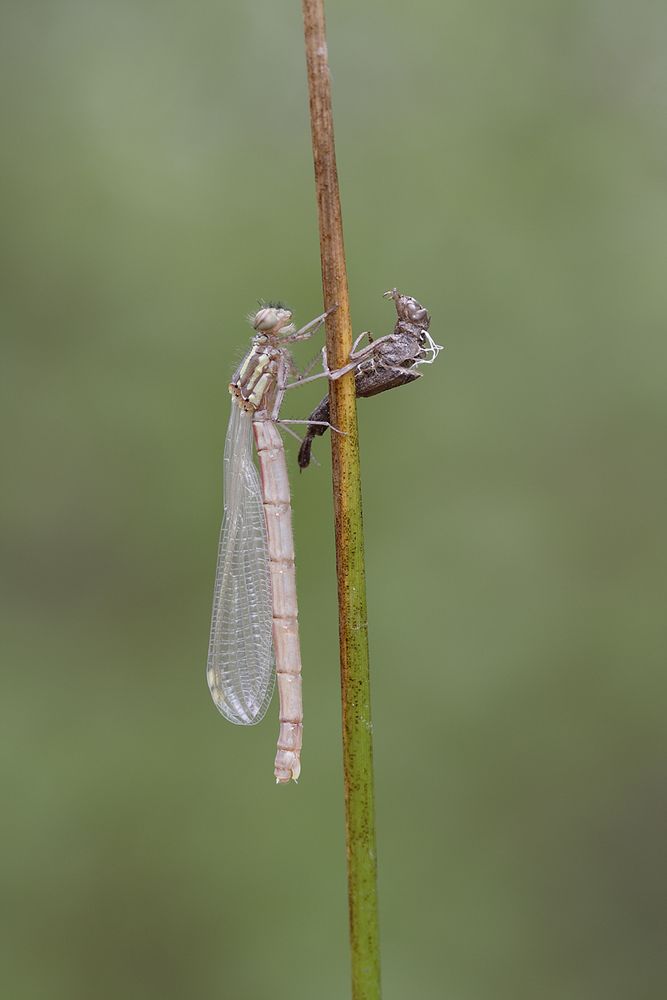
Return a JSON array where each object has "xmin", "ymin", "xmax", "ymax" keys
[{"xmin": 206, "ymin": 403, "xmax": 274, "ymax": 725}]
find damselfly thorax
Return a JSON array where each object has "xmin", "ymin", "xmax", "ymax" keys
[{"xmin": 229, "ymin": 339, "xmax": 289, "ymax": 416}]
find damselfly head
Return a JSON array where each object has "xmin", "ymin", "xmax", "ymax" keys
[{"xmin": 250, "ymin": 304, "xmax": 294, "ymax": 336}]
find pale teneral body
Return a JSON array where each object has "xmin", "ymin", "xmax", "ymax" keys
[{"xmin": 206, "ymin": 303, "xmax": 338, "ymax": 783}]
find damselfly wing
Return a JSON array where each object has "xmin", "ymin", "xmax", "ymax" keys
[{"xmin": 206, "ymin": 401, "xmax": 275, "ymax": 725}]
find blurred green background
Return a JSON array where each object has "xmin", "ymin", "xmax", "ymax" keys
[{"xmin": 2, "ymin": 1, "xmax": 666, "ymax": 998}]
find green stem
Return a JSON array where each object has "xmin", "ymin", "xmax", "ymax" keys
[{"xmin": 301, "ymin": 3, "xmax": 381, "ymax": 998}]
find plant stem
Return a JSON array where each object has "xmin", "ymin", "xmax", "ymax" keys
[{"xmin": 301, "ymin": 3, "xmax": 381, "ymax": 998}]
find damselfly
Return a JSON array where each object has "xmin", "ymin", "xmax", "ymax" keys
[{"xmin": 206, "ymin": 303, "xmax": 340, "ymax": 783}]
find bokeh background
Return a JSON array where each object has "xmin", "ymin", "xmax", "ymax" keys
[{"xmin": 2, "ymin": 1, "xmax": 666, "ymax": 998}]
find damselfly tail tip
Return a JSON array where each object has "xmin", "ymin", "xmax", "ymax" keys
[
  {"xmin": 275, "ymin": 774, "xmax": 298, "ymax": 785},
  {"xmin": 275, "ymin": 751, "xmax": 301, "ymax": 784}
]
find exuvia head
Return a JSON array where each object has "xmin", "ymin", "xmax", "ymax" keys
[
  {"xmin": 250, "ymin": 302, "xmax": 295, "ymax": 337},
  {"xmin": 383, "ymin": 288, "xmax": 430, "ymax": 329}
]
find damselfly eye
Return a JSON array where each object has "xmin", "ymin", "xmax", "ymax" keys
[
  {"xmin": 252, "ymin": 307, "xmax": 293, "ymax": 333},
  {"xmin": 252, "ymin": 308, "xmax": 278, "ymax": 332}
]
